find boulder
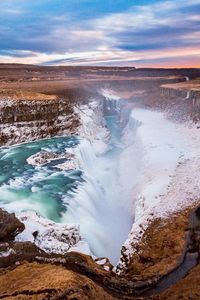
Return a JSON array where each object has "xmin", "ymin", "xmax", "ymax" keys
[{"xmin": 0, "ymin": 209, "xmax": 25, "ymax": 242}]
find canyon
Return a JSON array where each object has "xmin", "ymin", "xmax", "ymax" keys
[{"xmin": 0, "ymin": 65, "xmax": 200, "ymax": 299}]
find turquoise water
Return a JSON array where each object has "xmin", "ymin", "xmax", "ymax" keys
[
  {"xmin": 0, "ymin": 113, "xmax": 124, "ymax": 225},
  {"xmin": 0, "ymin": 98, "xmax": 134, "ymax": 263},
  {"xmin": 0, "ymin": 136, "xmax": 82, "ymax": 222}
]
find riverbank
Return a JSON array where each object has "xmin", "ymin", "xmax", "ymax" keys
[
  {"xmin": 117, "ymin": 108, "xmax": 200, "ymax": 273},
  {"xmin": 0, "ymin": 65, "xmax": 200, "ymax": 299}
]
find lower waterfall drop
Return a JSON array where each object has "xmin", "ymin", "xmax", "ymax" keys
[{"xmin": 62, "ymin": 106, "xmax": 142, "ymax": 264}]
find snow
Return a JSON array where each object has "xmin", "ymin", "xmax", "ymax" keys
[
  {"xmin": 16, "ymin": 211, "xmax": 90, "ymax": 255},
  {"xmin": 0, "ymin": 100, "xmax": 110, "ymax": 258},
  {"xmin": 131, "ymin": 109, "xmax": 200, "ymax": 218},
  {"xmin": 0, "ymin": 119, "xmax": 72, "ymax": 146},
  {"xmin": 75, "ymin": 101, "xmax": 109, "ymax": 155},
  {"xmin": 96, "ymin": 258, "xmax": 107, "ymax": 265},
  {"xmin": 101, "ymin": 89, "xmax": 121, "ymax": 101},
  {"xmin": 95, "ymin": 257, "xmax": 113, "ymax": 271},
  {"xmin": 68, "ymin": 241, "xmax": 91, "ymax": 255},
  {"xmin": 0, "ymin": 99, "xmax": 15, "ymax": 109},
  {"xmin": 117, "ymin": 108, "xmax": 200, "ymax": 272},
  {"xmin": 0, "ymin": 248, "xmax": 16, "ymax": 257},
  {"xmin": 1, "ymin": 94, "xmax": 200, "ymax": 269},
  {"xmin": 27, "ymin": 150, "xmax": 79, "ymax": 170},
  {"xmin": 0, "ymin": 106, "xmax": 74, "ymax": 146},
  {"xmin": 55, "ymin": 160, "xmax": 78, "ymax": 171}
]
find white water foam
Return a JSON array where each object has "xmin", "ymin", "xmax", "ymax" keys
[{"xmin": 61, "ymin": 114, "xmax": 142, "ymax": 264}]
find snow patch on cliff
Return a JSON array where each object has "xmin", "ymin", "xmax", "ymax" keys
[
  {"xmin": 75, "ymin": 101, "xmax": 109, "ymax": 155},
  {"xmin": 101, "ymin": 89, "xmax": 121, "ymax": 101},
  {"xmin": 27, "ymin": 150, "xmax": 79, "ymax": 170},
  {"xmin": 0, "ymin": 118, "xmax": 73, "ymax": 146},
  {"xmin": 16, "ymin": 211, "xmax": 90, "ymax": 255},
  {"xmin": 117, "ymin": 109, "xmax": 200, "ymax": 272}
]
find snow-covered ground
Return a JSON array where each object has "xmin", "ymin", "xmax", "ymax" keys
[
  {"xmin": 0, "ymin": 99, "xmax": 76, "ymax": 146},
  {"xmin": 1, "ymin": 94, "xmax": 200, "ymax": 270},
  {"xmin": 74, "ymin": 101, "xmax": 110, "ymax": 155},
  {"xmin": 0, "ymin": 118, "xmax": 73, "ymax": 146},
  {"xmin": 27, "ymin": 150, "xmax": 79, "ymax": 170},
  {"xmin": 117, "ymin": 108, "xmax": 200, "ymax": 272},
  {"xmin": 16, "ymin": 211, "xmax": 91, "ymax": 255}
]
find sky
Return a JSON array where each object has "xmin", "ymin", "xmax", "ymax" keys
[{"xmin": 0, "ymin": 0, "xmax": 200, "ymax": 67}]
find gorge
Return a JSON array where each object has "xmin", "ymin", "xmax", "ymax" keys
[{"xmin": 0, "ymin": 66, "xmax": 200, "ymax": 299}]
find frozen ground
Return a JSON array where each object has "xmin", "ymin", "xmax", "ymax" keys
[
  {"xmin": 74, "ymin": 101, "xmax": 110, "ymax": 155},
  {"xmin": 15, "ymin": 211, "xmax": 87, "ymax": 254},
  {"xmin": 1, "ymin": 95, "xmax": 200, "ymax": 268},
  {"xmin": 117, "ymin": 108, "xmax": 200, "ymax": 271}
]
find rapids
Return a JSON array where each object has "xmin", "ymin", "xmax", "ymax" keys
[{"xmin": 0, "ymin": 93, "xmax": 139, "ymax": 264}]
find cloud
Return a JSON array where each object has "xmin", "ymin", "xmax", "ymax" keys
[
  {"xmin": 0, "ymin": 0, "xmax": 200, "ymax": 66},
  {"xmin": 0, "ymin": 50, "xmax": 37, "ymax": 58},
  {"xmin": 0, "ymin": 8, "xmax": 23, "ymax": 15},
  {"xmin": 1, "ymin": 46, "xmax": 200, "ymax": 68},
  {"xmin": 0, "ymin": 0, "xmax": 26, "ymax": 15}
]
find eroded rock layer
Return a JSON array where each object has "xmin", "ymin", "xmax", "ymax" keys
[{"xmin": 0, "ymin": 66, "xmax": 200, "ymax": 299}]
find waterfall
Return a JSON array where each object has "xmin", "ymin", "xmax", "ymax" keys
[
  {"xmin": 186, "ymin": 91, "xmax": 191, "ymax": 100},
  {"xmin": 61, "ymin": 111, "xmax": 143, "ymax": 264},
  {"xmin": 76, "ymin": 139, "xmax": 99, "ymax": 172},
  {"xmin": 0, "ymin": 88, "xmax": 144, "ymax": 265}
]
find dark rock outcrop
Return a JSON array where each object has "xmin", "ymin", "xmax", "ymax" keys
[
  {"xmin": 0, "ymin": 183, "xmax": 200, "ymax": 298},
  {"xmin": 0, "ymin": 209, "xmax": 24, "ymax": 242}
]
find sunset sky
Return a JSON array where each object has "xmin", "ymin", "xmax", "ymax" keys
[{"xmin": 0, "ymin": 0, "xmax": 200, "ymax": 67}]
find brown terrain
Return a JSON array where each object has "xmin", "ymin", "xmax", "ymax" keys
[
  {"xmin": 0, "ymin": 206, "xmax": 200, "ymax": 299},
  {"xmin": 0, "ymin": 64, "xmax": 200, "ymax": 145},
  {"xmin": 0, "ymin": 64, "xmax": 200, "ymax": 299},
  {"xmin": 162, "ymin": 78, "xmax": 200, "ymax": 91}
]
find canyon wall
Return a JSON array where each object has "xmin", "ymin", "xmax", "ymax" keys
[{"xmin": 0, "ymin": 98, "xmax": 80, "ymax": 145}]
